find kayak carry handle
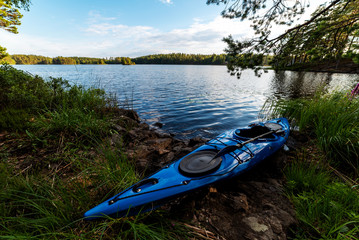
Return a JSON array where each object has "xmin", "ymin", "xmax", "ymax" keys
[{"xmin": 132, "ymin": 178, "xmax": 159, "ymax": 193}]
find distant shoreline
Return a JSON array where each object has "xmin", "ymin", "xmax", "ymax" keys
[
  {"xmin": 3, "ymin": 53, "xmax": 229, "ymax": 66},
  {"xmin": 7, "ymin": 54, "xmax": 359, "ymax": 74}
]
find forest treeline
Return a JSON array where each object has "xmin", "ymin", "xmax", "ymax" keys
[
  {"xmin": 6, "ymin": 53, "xmax": 230, "ymax": 65},
  {"xmin": 3, "ymin": 53, "xmax": 274, "ymax": 66},
  {"xmin": 132, "ymin": 53, "xmax": 228, "ymax": 65},
  {"xmin": 6, "ymin": 55, "xmax": 135, "ymax": 65}
]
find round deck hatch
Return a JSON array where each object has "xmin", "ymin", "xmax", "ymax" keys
[{"xmin": 179, "ymin": 150, "xmax": 222, "ymax": 177}]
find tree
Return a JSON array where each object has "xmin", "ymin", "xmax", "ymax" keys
[
  {"xmin": 206, "ymin": 0, "xmax": 357, "ymax": 77},
  {"xmin": 0, "ymin": 0, "xmax": 31, "ymax": 60},
  {"xmin": 0, "ymin": 45, "xmax": 8, "ymax": 59},
  {"xmin": 268, "ymin": 1, "xmax": 359, "ymax": 69}
]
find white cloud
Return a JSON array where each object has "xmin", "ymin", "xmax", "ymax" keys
[
  {"xmin": 159, "ymin": 0, "xmax": 173, "ymax": 4},
  {"xmin": 82, "ymin": 15, "xmax": 253, "ymax": 56},
  {"xmin": 87, "ymin": 11, "xmax": 117, "ymax": 24},
  {"xmin": 85, "ymin": 23, "xmax": 156, "ymax": 38},
  {"xmin": 0, "ymin": 15, "xmax": 254, "ymax": 57}
]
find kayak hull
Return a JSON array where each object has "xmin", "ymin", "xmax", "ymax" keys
[{"xmin": 84, "ymin": 118, "xmax": 290, "ymax": 220}]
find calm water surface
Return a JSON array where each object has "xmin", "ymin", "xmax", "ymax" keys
[{"xmin": 14, "ymin": 65, "xmax": 359, "ymax": 138}]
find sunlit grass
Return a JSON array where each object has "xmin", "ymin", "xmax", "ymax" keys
[{"xmin": 264, "ymin": 90, "xmax": 359, "ymax": 175}]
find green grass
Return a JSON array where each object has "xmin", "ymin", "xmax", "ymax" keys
[
  {"xmin": 264, "ymin": 90, "xmax": 359, "ymax": 175},
  {"xmin": 0, "ymin": 148, "xmax": 186, "ymax": 239},
  {"xmin": 29, "ymin": 107, "xmax": 111, "ymax": 146},
  {"xmin": 0, "ymin": 65, "xmax": 193, "ymax": 239},
  {"xmin": 284, "ymin": 159, "xmax": 359, "ymax": 239},
  {"xmin": 264, "ymin": 89, "xmax": 359, "ymax": 239},
  {"xmin": 0, "ymin": 146, "xmax": 190, "ymax": 239}
]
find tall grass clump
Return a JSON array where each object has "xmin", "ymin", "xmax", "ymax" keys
[
  {"xmin": 0, "ymin": 65, "xmax": 50, "ymax": 130},
  {"xmin": 264, "ymin": 90, "xmax": 359, "ymax": 175},
  {"xmin": 0, "ymin": 65, "xmax": 116, "ymax": 145},
  {"xmin": 285, "ymin": 159, "xmax": 359, "ymax": 239}
]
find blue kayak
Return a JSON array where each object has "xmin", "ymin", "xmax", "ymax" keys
[{"xmin": 84, "ymin": 118, "xmax": 290, "ymax": 220}]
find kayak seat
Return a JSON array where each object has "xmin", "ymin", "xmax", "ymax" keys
[
  {"xmin": 235, "ymin": 125, "xmax": 275, "ymax": 139},
  {"xmin": 179, "ymin": 150, "xmax": 222, "ymax": 177}
]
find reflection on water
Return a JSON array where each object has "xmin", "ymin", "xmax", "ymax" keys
[
  {"xmin": 271, "ymin": 71, "xmax": 331, "ymax": 99},
  {"xmin": 14, "ymin": 65, "xmax": 359, "ymax": 138},
  {"xmin": 271, "ymin": 71, "xmax": 358, "ymax": 99}
]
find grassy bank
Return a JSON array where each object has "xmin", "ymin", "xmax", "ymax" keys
[
  {"xmin": 264, "ymin": 90, "xmax": 359, "ymax": 239},
  {"xmin": 267, "ymin": 90, "xmax": 359, "ymax": 176},
  {"xmin": 0, "ymin": 65, "xmax": 192, "ymax": 239}
]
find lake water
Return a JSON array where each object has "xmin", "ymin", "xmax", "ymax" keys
[{"xmin": 14, "ymin": 65, "xmax": 359, "ymax": 138}]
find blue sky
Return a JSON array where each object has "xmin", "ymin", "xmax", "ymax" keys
[{"xmin": 0, "ymin": 0, "xmax": 324, "ymax": 58}]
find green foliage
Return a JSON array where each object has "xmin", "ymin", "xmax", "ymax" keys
[
  {"xmin": 0, "ymin": 108, "xmax": 31, "ymax": 130},
  {"xmin": 0, "ymin": 0, "xmax": 30, "ymax": 64},
  {"xmin": 11, "ymin": 55, "xmax": 53, "ymax": 64},
  {"xmin": 30, "ymin": 108, "xmax": 111, "ymax": 145},
  {"xmin": 272, "ymin": 1, "xmax": 359, "ymax": 69},
  {"xmin": 9, "ymin": 53, "xmax": 229, "ymax": 65},
  {"xmin": 207, "ymin": 0, "xmax": 359, "ymax": 76},
  {"xmin": 285, "ymin": 160, "xmax": 359, "ymax": 239},
  {"xmin": 0, "ymin": 46, "xmax": 9, "ymax": 60},
  {"xmin": 132, "ymin": 53, "xmax": 228, "ymax": 65},
  {"xmin": 223, "ymin": 42, "xmax": 264, "ymax": 77},
  {"xmin": 0, "ymin": 56, "xmax": 16, "ymax": 64},
  {"xmin": 5, "ymin": 0, "xmax": 31, "ymax": 10},
  {"xmin": 102, "ymin": 56, "xmax": 134, "ymax": 65},
  {"xmin": 0, "ymin": 64, "xmax": 50, "ymax": 112},
  {"xmin": 0, "ymin": 65, "xmax": 115, "ymax": 147},
  {"xmin": 10, "ymin": 53, "xmax": 231, "ymax": 65},
  {"xmin": 266, "ymin": 90, "xmax": 359, "ymax": 174},
  {"xmin": 9, "ymin": 55, "xmax": 135, "ymax": 65},
  {"xmin": 9, "ymin": 53, "xmax": 231, "ymax": 65},
  {"xmin": 0, "ymin": 0, "xmax": 23, "ymax": 34},
  {"xmin": 52, "ymin": 56, "xmax": 77, "ymax": 65}
]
